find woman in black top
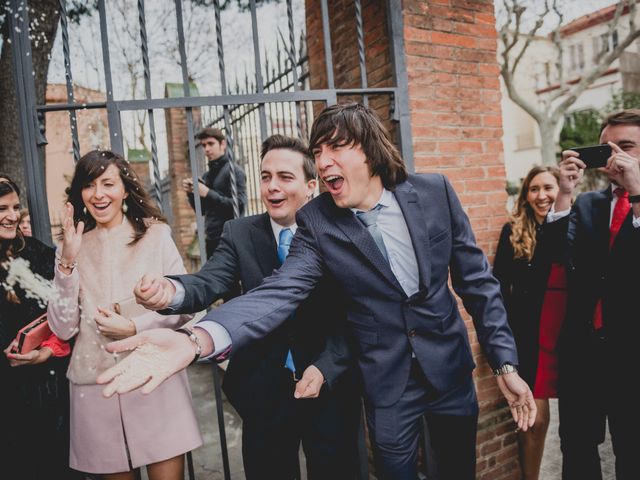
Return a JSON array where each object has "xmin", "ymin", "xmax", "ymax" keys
[
  {"xmin": 0, "ymin": 176, "xmax": 77, "ymax": 479},
  {"xmin": 494, "ymin": 166, "xmax": 565, "ymax": 480}
]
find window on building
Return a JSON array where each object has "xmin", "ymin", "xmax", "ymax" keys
[
  {"xmin": 592, "ymin": 36, "xmax": 600, "ymax": 61},
  {"xmin": 569, "ymin": 44, "xmax": 577, "ymax": 70},
  {"xmin": 601, "ymin": 33, "xmax": 610, "ymax": 53},
  {"xmin": 577, "ymin": 43, "xmax": 585, "ymax": 69},
  {"xmin": 612, "ymin": 30, "xmax": 619, "ymax": 48}
]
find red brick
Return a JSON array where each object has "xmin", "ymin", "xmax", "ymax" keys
[{"xmin": 439, "ymin": 141, "xmax": 484, "ymax": 154}]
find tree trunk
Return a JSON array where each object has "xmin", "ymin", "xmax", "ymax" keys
[
  {"xmin": 0, "ymin": 0, "xmax": 60, "ymax": 196},
  {"xmin": 539, "ymin": 119, "xmax": 560, "ymax": 166}
]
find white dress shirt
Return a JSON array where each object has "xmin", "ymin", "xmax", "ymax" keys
[{"xmin": 351, "ymin": 188, "xmax": 419, "ymax": 298}]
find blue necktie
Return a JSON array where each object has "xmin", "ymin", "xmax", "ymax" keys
[
  {"xmin": 277, "ymin": 228, "xmax": 297, "ymax": 376},
  {"xmin": 356, "ymin": 204, "xmax": 389, "ymax": 262}
]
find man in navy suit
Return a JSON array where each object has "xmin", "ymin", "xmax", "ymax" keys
[
  {"xmin": 100, "ymin": 103, "xmax": 536, "ymax": 480},
  {"xmin": 138, "ymin": 135, "xmax": 360, "ymax": 479},
  {"xmin": 550, "ymin": 109, "xmax": 640, "ymax": 480}
]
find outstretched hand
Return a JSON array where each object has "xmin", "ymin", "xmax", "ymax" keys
[
  {"xmin": 134, "ymin": 274, "xmax": 176, "ymax": 311},
  {"xmin": 496, "ymin": 372, "xmax": 537, "ymax": 432},
  {"xmin": 96, "ymin": 328, "xmax": 197, "ymax": 397}
]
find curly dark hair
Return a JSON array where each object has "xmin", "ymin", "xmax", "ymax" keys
[{"xmin": 65, "ymin": 150, "xmax": 166, "ymax": 245}]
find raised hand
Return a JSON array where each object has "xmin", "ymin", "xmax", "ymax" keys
[
  {"xmin": 95, "ymin": 306, "xmax": 136, "ymax": 340},
  {"xmin": 293, "ymin": 365, "xmax": 325, "ymax": 399},
  {"xmin": 556, "ymin": 150, "xmax": 585, "ymax": 211},
  {"xmin": 496, "ymin": 372, "xmax": 536, "ymax": 432},
  {"xmin": 133, "ymin": 274, "xmax": 176, "ymax": 311},
  {"xmin": 60, "ymin": 202, "xmax": 84, "ymax": 269},
  {"xmin": 605, "ymin": 141, "xmax": 640, "ymax": 195},
  {"xmin": 96, "ymin": 328, "xmax": 208, "ymax": 397}
]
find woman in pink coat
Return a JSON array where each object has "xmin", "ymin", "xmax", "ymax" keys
[{"xmin": 48, "ymin": 150, "xmax": 202, "ymax": 479}]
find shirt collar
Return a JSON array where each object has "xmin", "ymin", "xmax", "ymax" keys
[
  {"xmin": 349, "ymin": 188, "xmax": 393, "ymax": 214},
  {"xmin": 269, "ymin": 217, "xmax": 297, "ymax": 245}
]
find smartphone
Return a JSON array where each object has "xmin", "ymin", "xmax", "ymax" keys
[{"xmin": 571, "ymin": 144, "xmax": 612, "ymax": 169}]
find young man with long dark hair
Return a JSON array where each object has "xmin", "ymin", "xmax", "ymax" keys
[{"xmin": 99, "ymin": 104, "xmax": 535, "ymax": 480}]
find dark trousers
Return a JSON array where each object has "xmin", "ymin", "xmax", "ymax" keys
[
  {"xmin": 240, "ymin": 366, "xmax": 361, "ymax": 480},
  {"xmin": 559, "ymin": 335, "xmax": 638, "ymax": 480},
  {"xmin": 364, "ymin": 360, "xmax": 478, "ymax": 480}
]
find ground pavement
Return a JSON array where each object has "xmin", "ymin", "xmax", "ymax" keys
[{"xmin": 140, "ymin": 364, "xmax": 616, "ymax": 479}]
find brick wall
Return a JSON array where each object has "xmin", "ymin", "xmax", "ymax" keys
[
  {"xmin": 306, "ymin": 1, "xmax": 516, "ymax": 478},
  {"xmin": 305, "ymin": 0, "xmax": 394, "ymax": 123},
  {"xmin": 165, "ymin": 103, "xmax": 201, "ymax": 264}
]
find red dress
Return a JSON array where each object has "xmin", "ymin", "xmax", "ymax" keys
[{"xmin": 533, "ymin": 263, "xmax": 567, "ymax": 399}]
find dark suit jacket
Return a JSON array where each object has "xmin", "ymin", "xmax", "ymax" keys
[
  {"xmin": 548, "ymin": 188, "xmax": 640, "ymax": 389},
  {"xmin": 201, "ymin": 174, "xmax": 517, "ymax": 408},
  {"xmin": 169, "ymin": 213, "xmax": 353, "ymax": 419},
  {"xmin": 493, "ymin": 222, "xmax": 561, "ymax": 390}
]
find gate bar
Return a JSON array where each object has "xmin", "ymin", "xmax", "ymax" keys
[
  {"xmin": 8, "ymin": 0, "xmax": 52, "ymax": 242},
  {"xmin": 97, "ymin": 0, "xmax": 125, "ymax": 155}
]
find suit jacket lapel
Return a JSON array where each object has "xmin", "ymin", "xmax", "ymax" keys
[
  {"xmin": 394, "ymin": 181, "xmax": 431, "ymax": 292},
  {"xmin": 331, "ymin": 203, "xmax": 405, "ymax": 293},
  {"xmin": 250, "ymin": 213, "xmax": 279, "ymax": 277}
]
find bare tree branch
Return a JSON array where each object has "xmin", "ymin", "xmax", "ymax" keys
[{"xmin": 498, "ymin": 0, "xmax": 640, "ymax": 165}]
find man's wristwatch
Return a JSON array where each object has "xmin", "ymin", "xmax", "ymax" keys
[
  {"xmin": 176, "ymin": 327, "xmax": 202, "ymax": 365},
  {"xmin": 493, "ymin": 363, "xmax": 517, "ymax": 377},
  {"xmin": 628, "ymin": 194, "xmax": 640, "ymax": 204}
]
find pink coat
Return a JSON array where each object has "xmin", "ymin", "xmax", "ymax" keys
[{"xmin": 48, "ymin": 219, "xmax": 202, "ymax": 473}]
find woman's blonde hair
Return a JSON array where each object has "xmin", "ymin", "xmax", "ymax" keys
[{"xmin": 509, "ymin": 166, "xmax": 560, "ymax": 260}]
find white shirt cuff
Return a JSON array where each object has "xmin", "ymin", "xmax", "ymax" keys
[
  {"xmin": 167, "ymin": 278, "xmax": 185, "ymax": 310},
  {"xmin": 633, "ymin": 215, "xmax": 640, "ymax": 228},
  {"xmin": 546, "ymin": 206, "xmax": 571, "ymax": 223},
  {"xmin": 194, "ymin": 322, "xmax": 232, "ymax": 359}
]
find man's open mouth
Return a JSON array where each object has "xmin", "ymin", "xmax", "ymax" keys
[{"xmin": 323, "ymin": 175, "xmax": 344, "ymax": 191}]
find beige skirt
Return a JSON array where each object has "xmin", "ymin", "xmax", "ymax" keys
[{"xmin": 68, "ymin": 370, "xmax": 202, "ymax": 474}]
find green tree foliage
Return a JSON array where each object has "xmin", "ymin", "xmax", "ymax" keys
[{"xmin": 606, "ymin": 91, "xmax": 640, "ymax": 111}]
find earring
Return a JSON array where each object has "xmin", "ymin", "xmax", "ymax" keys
[
  {"xmin": 83, "ymin": 206, "xmax": 87, "ymax": 215},
  {"xmin": 122, "ymin": 201, "xmax": 129, "ymax": 213}
]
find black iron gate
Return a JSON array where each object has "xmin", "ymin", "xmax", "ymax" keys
[{"xmin": 8, "ymin": 0, "xmax": 414, "ymax": 478}]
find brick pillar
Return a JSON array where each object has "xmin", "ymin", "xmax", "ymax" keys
[
  {"xmin": 306, "ymin": 1, "xmax": 516, "ymax": 478},
  {"xmin": 164, "ymin": 84, "xmax": 202, "ymax": 263}
]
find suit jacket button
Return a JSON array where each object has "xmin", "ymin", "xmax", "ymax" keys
[{"xmin": 408, "ymin": 329, "xmax": 416, "ymax": 338}]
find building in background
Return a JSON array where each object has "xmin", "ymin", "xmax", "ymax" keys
[
  {"xmin": 44, "ymin": 84, "xmax": 109, "ymax": 229},
  {"xmin": 501, "ymin": 3, "xmax": 640, "ymax": 184}
]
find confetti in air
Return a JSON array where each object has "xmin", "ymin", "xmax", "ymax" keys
[{"xmin": 1, "ymin": 257, "xmax": 58, "ymax": 308}]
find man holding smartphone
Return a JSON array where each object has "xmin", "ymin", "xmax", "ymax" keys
[
  {"xmin": 549, "ymin": 109, "xmax": 640, "ymax": 480},
  {"xmin": 183, "ymin": 128, "xmax": 247, "ymax": 258}
]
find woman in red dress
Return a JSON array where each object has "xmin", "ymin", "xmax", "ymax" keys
[{"xmin": 494, "ymin": 166, "xmax": 566, "ymax": 480}]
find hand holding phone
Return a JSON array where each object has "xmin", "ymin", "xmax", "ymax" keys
[{"xmin": 571, "ymin": 144, "xmax": 612, "ymax": 169}]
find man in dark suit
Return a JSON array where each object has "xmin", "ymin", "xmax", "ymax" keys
[
  {"xmin": 550, "ymin": 109, "xmax": 640, "ymax": 480},
  {"xmin": 100, "ymin": 103, "xmax": 536, "ymax": 480},
  {"xmin": 141, "ymin": 134, "xmax": 360, "ymax": 479}
]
